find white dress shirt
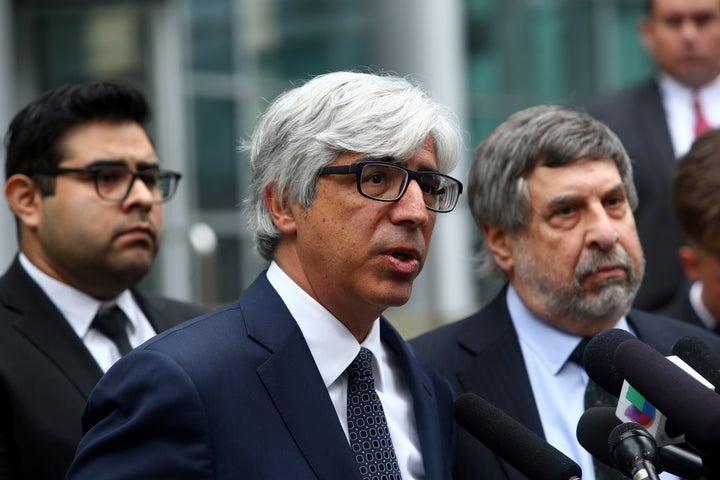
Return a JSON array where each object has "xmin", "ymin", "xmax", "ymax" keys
[
  {"xmin": 266, "ymin": 261, "xmax": 424, "ymax": 479},
  {"xmin": 507, "ymin": 285, "xmax": 679, "ymax": 480},
  {"xmin": 19, "ymin": 253, "xmax": 156, "ymax": 372},
  {"xmin": 659, "ymin": 72, "xmax": 720, "ymax": 158}
]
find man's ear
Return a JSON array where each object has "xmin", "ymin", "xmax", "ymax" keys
[
  {"xmin": 678, "ymin": 245, "xmax": 699, "ymax": 281},
  {"xmin": 638, "ymin": 16, "xmax": 655, "ymax": 54},
  {"xmin": 4, "ymin": 174, "xmax": 42, "ymax": 228},
  {"xmin": 482, "ymin": 224, "xmax": 515, "ymax": 274},
  {"xmin": 264, "ymin": 183, "xmax": 297, "ymax": 235}
]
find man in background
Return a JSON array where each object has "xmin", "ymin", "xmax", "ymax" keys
[
  {"xmin": 67, "ymin": 71, "xmax": 463, "ymax": 479},
  {"xmin": 661, "ymin": 128, "xmax": 720, "ymax": 329},
  {"xmin": 411, "ymin": 105, "xmax": 720, "ymax": 480},
  {"xmin": 583, "ymin": 0, "xmax": 720, "ymax": 311},
  {"xmin": 0, "ymin": 81, "xmax": 206, "ymax": 480}
]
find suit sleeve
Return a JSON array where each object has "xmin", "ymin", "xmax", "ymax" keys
[{"xmin": 66, "ymin": 350, "xmax": 214, "ymax": 479}]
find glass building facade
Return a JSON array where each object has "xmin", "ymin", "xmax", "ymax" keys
[{"xmin": 0, "ymin": 0, "xmax": 649, "ymax": 337}]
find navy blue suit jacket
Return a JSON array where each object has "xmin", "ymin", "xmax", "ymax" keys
[
  {"xmin": 67, "ymin": 272, "xmax": 455, "ymax": 479},
  {"xmin": 582, "ymin": 79, "xmax": 687, "ymax": 312},
  {"xmin": 410, "ymin": 286, "xmax": 720, "ymax": 480}
]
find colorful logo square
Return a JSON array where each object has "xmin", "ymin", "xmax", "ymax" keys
[{"xmin": 623, "ymin": 385, "xmax": 656, "ymax": 428}]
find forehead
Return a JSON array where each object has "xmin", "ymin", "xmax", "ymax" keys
[
  {"xmin": 336, "ymin": 135, "xmax": 439, "ymax": 170},
  {"xmin": 651, "ymin": 0, "xmax": 720, "ymax": 16},
  {"xmin": 60, "ymin": 121, "xmax": 156, "ymax": 163},
  {"xmin": 527, "ymin": 158, "xmax": 622, "ymax": 199}
]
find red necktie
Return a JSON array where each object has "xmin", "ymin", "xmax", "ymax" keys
[{"xmin": 694, "ymin": 94, "xmax": 711, "ymax": 138}]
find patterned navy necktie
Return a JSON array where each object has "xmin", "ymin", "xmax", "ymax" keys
[{"xmin": 346, "ymin": 347, "xmax": 402, "ymax": 480}]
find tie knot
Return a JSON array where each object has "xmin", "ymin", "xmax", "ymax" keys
[
  {"xmin": 569, "ymin": 337, "xmax": 591, "ymax": 367},
  {"xmin": 91, "ymin": 305, "xmax": 132, "ymax": 356},
  {"xmin": 347, "ymin": 347, "xmax": 374, "ymax": 381},
  {"xmin": 694, "ymin": 93, "xmax": 711, "ymax": 138}
]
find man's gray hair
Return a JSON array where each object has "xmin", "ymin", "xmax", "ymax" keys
[
  {"xmin": 245, "ymin": 71, "xmax": 464, "ymax": 261},
  {"xmin": 468, "ymin": 105, "xmax": 637, "ymax": 280}
]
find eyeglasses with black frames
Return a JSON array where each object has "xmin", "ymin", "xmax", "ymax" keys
[
  {"xmin": 318, "ymin": 160, "xmax": 463, "ymax": 213},
  {"xmin": 30, "ymin": 165, "xmax": 182, "ymax": 203}
]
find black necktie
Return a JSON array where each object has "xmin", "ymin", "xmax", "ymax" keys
[
  {"xmin": 570, "ymin": 338, "xmax": 624, "ymax": 480},
  {"xmin": 346, "ymin": 347, "xmax": 402, "ymax": 480},
  {"xmin": 91, "ymin": 305, "xmax": 132, "ymax": 356}
]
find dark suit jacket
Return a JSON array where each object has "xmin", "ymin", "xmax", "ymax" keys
[
  {"xmin": 0, "ymin": 256, "xmax": 207, "ymax": 480},
  {"xmin": 66, "ymin": 272, "xmax": 455, "ymax": 479},
  {"xmin": 582, "ymin": 78, "xmax": 687, "ymax": 312},
  {"xmin": 409, "ymin": 286, "xmax": 720, "ymax": 480},
  {"xmin": 660, "ymin": 281, "xmax": 709, "ymax": 330}
]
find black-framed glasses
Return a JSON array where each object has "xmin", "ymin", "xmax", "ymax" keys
[
  {"xmin": 30, "ymin": 165, "xmax": 182, "ymax": 203},
  {"xmin": 318, "ymin": 160, "xmax": 463, "ymax": 213}
]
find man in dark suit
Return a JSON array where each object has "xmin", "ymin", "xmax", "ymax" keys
[
  {"xmin": 582, "ymin": 0, "xmax": 720, "ymax": 312},
  {"xmin": 0, "ymin": 82, "xmax": 206, "ymax": 480},
  {"xmin": 410, "ymin": 106, "xmax": 720, "ymax": 480},
  {"xmin": 660, "ymin": 129, "xmax": 720, "ymax": 330},
  {"xmin": 66, "ymin": 71, "xmax": 464, "ymax": 479}
]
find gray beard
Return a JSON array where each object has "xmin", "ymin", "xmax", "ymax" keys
[{"xmin": 515, "ymin": 244, "xmax": 643, "ymax": 325}]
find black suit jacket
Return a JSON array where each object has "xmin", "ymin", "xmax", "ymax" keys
[
  {"xmin": 0, "ymin": 256, "xmax": 207, "ymax": 480},
  {"xmin": 582, "ymin": 78, "xmax": 687, "ymax": 312},
  {"xmin": 409, "ymin": 286, "xmax": 720, "ymax": 480}
]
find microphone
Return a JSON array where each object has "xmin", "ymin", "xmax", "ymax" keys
[
  {"xmin": 608, "ymin": 422, "xmax": 660, "ymax": 480},
  {"xmin": 453, "ymin": 393, "xmax": 582, "ymax": 480},
  {"xmin": 583, "ymin": 328, "xmax": 636, "ymax": 396},
  {"xmin": 577, "ymin": 407, "xmax": 709, "ymax": 479},
  {"xmin": 672, "ymin": 336, "xmax": 720, "ymax": 391},
  {"xmin": 614, "ymin": 339, "xmax": 720, "ymax": 455},
  {"xmin": 576, "ymin": 407, "xmax": 620, "ymax": 469},
  {"xmin": 583, "ymin": 329, "xmax": 683, "ymax": 446}
]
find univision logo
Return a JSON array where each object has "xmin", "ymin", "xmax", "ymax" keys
[{"xmin": 623, "ymin": 385, "xmax": 656, "ymax": 428}]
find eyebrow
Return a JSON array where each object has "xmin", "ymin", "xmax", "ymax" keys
[
  {"xmin": 545, "ymin": 182, "xmax": 626, "ymax": 207},
  {"xmin": 86, "ymin": 159, "xmax": 160, "ymax": 171}
]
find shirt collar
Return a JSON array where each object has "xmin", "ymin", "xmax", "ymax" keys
[
  {"xmin": 506, "ymin": 284, "xmax": 632, "ymax": 375},
  {"xmin": 266, "ymin": 261, "xmax": 384, "ymax": 389},
  {"xmin": 18, "ymin": 252, "xmax": 139, "ymax": 338},
  {"xmin": 689, "ymin": 280, "xmax": 718, "ymax": 328}
]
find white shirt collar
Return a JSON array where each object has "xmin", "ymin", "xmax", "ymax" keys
[
  {"xmin": 658, "ymin": 72, "xmax": 720, "ymax": 157},
  {"xmin": 18, "ymin": 252, "xmax": 140, "ymax": 338},
  {"xmin": 265, "ymin": 261, "xmax": 385, "ymax": 389},
  {"xmin": 506, "ymin": 284, "xmax": 633, "ymax": 375},
  {"xmin": 689, "ymin": 280, "xmax": 718, "ymax": 329}
]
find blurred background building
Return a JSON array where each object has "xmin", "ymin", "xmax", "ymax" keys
[{"xmin": 0, "ymin": 0, "xmax": 651, "ymax": 337}]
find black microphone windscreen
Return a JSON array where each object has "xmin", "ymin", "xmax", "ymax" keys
[
  {"xmin": 583, "ymin": 329, "xmax": 636, "ymax": 396},
  {"xmin": 576, "ymin": 406, "xmax": 621, "ymax": 467},
  {"xmin": 672, "ymin": 335, "xmax": 720, "ymax": 390},
  {"xmin": 614, "ymin": 339, "xmax": 720, "ymax": 454},
  {"xmin": 576, "ymin": 407, "xmax": 708, "ymax": 478},
  {"xmin": 453, "ymin": 393, "xmax": 582, "ymax": 480},
  {"xmin": 608, "ymin": 422, "xmax": 659, "ymax": 478}
]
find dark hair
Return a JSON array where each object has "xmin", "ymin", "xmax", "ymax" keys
[
  {"xmin": 672, "ymin": 129, "xmax": 720, "ymax": 255},
  {"xmin": 4, "ymin": 81, "xmax": 151, "ymax": 187}
]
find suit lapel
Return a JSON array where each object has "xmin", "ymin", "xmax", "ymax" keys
[
  {"xmin": 454, "ymin": 290, "xmax": 544, "ymax": 480},
  {"xmin": 242, "ymin": 276, "xmax": 361, "ymax": 480},
  {"xmin": 455, "ymin": 291, "xmax": 544, "ymax": 438},
  {"xmin": 637, "ymin": 80, "xmax": 676, "ymax": 167},
  {"xmin": 0, "ymin": 258, "xmax": 102, "ymax": 397},
  {"xmin": 381, "ymin": 318, "xmax": 448, "ymax": 479},
  {"xmin": 131, "ymin": 288, "xmax": 183, "ymax": 333}
]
